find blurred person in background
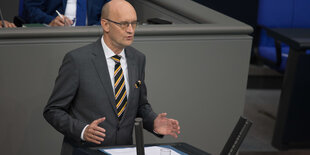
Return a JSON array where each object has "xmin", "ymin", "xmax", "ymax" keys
[{"xmin": 23, "ymin": 0, "xmax": 110, "ymax": 26}]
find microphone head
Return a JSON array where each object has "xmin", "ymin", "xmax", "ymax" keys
[{"xmin": 135, "ymin": 117, "xmax": 143, "ymax": 123}]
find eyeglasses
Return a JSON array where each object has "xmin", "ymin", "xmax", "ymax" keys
[{"xmin": 104, "ymin": 18, "xmax": 138, "ymax": 29}]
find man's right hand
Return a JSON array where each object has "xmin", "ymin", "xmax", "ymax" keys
[
  {"xmin": 83, "ymin": 117, "xmax": 106, "ymax": 144},
  {"xmin": 49, "ymin": 15, "xmax": 73, "ymax": 26}
]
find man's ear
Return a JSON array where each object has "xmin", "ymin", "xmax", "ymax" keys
[{"xmin": 101, "ymin": 19, "xmax": 109, "ymax": 32}]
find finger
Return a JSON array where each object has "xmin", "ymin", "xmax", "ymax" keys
[
  {"xmin": 93, "ymin": 130, "xmax": 106, "ymax": 138},
  {"xmin": 90, "ymin": 133, "xmax": 105, "ymax": 142},
  {"xmin": 87, "ymin": 131, "xmax": 104, "ymax": 140},
  {"xmin": 175, "ymin": 126, "xmax": 181, "ymax": 133},
  {"xmin": 55, "ymin": 18, "xmax": 65, "ymax": 26},
  {"xmin": 166, "ymin": 119, "xmax": 175, "ymax": 125},
  {"xmin": 56, "ymin": 16, "xmax": 64, "ymax": 22},
  {"xmin": 54, "ymin": 16, "xmax": 65, "ymax": 25},
  {"xmin": 64, "ymin": 16, "xmax": 73, "ymax": 25},
  {"xmin": 87, "ymin": 126, "xmax": 105, "ymax": 137},
  {"xmin": 174, "ymin": 126, "xmax": 181, "ymax": 134},
  {"xmin": 170, "ymin": 119, "xmax": 179, "ymax": 127},
  {"xmin": 85, "ymin": 131, "xmax": 104, "ymax": 143},
  {"xmin": 89, "ymin": 127, "xmax": 106, "ymax": 137},
  {"xmin": 168, "ymin": 121, "xmax": 180, "ymax": 134},
  {"xmin": 172, "ymin": 127, "xmax": 181, "ymax": 134},
  {"xmin": 171, "ymin": 133, "xmax": 178, "ymax": 138},
  {"xmin": 8, "ymin": 23, "xmax": 16, "ymax": 28},
  {"xmin": 168, "ymin": 130, "xmax": 178, "ymax": 138},
  {"xmin": 93, "ymin": 117, "xmax": 106, "ymax": 125},
  {"xmin": 169, "ymin": 124, "xmax": 180, "ymax": 133},
  {"xmin": 90, "ymin": 139, "xmax": 101, "ymax": 144},
  {"xmin": 170, "ymin": 119, "xmax": 180, "ymax": 128},
  {"xmin": 86, "ymin": 136, "xmax": 102, "ymax": 144},
  {"xmin": 172, "ymin": 119, "xmax": 179, "ymax": 125},
  {"xmin": 93, "ymin": 126, "xmax": 106, "ymax": 133},
  {"xmin": 159, "ymin": 113, "xmax": 167, "ymax": 118},
  {"xmin": 50, "ymin": 19, "xmax": 63, "ymax": 26},
  {"xmin": 169, "ymin": 122, "xmax": 178, "ymax": 130},
  {"xmin": 59, "ymin": 16, "xmax": 70, "ymax": 25}
]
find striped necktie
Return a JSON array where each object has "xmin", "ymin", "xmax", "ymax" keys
[{"xmin": 112, "ymin": 55, "xmax": 128, "ymax": 119}]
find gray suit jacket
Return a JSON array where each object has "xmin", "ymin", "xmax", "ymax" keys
[{"xmin": 43, "ymin": 38, "xmax": 158, "ymax": 153}]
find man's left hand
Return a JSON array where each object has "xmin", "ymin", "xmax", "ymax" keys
[
  {"xmin": 0, "ymin": 20, "xmax": 16, "ymax": 28},
  {"xmin": 154, "ymin": 113, "xmax": 180, "ymax": 138}
]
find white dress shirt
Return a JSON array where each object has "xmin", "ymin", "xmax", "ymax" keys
[
  {"xmin": 64, "ymin": 0, "xmax": 88, "ymax": 26},
  {"xmin": 64, "ymin": 0, "xmax": 77, "ymax": 26}
]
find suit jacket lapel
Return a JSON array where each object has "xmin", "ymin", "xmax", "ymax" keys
[
  {"xmin": 122, "ymin": 47, "xmax": 137, "ymax": 120},
  {"xmin": 91, "ymin": 39, "xmax": 118, "ymax": 116}
]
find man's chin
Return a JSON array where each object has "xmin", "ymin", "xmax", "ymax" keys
[{"xmin": 123, "ymin": 41, "xmax": 133, "ymax": 47}]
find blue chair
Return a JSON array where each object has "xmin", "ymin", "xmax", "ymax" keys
[
  {"xmin": 19, "ymin": 0, "xmax": 24, "ymax": 17},
  {"xmin": 256, "ymin": 0, "xmax": 310, "ymax": 72}
]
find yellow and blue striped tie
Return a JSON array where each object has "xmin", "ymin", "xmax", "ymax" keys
[{"xmin": 112, "ymin": 55, "xmax": 127, "ymax": 119}]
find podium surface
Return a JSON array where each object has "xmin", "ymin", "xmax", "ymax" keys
[{"xmin": 73, "ymin": 143, "xmax": 211, "ymax": 155}]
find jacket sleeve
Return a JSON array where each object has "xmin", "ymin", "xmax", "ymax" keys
[
  {"xmin": 43, "ymin": 53, "xmax": 87, "ymax": 141},
  {"xmin": 23, "ymin": 0, "xmax": 57, "ymax": 24},
  {"xmin": 87, "ymin": 0, "xmax": 111, "ymax": 26}
]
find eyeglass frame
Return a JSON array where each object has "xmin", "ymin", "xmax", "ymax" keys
[{"xmin": 103, "ymin": 18, "xmax": 139, "ymax": 29}]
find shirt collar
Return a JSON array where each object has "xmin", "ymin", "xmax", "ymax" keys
[{"xmin": 101, "ymin": 36, "xmax": 126, "ymax": 59}]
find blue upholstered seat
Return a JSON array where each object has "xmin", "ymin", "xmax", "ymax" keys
[
  {"xmin": 257, "ymin": 0, "xmax": 310, "ymax": 72},
  {"xmin": 19, "ymin": 0, "xmax": 24, "ymax": 17}
]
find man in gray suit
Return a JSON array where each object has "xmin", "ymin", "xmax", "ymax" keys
[{"xmin": 43, "ymin": 0, "xmax": 180, "ymax": 153}]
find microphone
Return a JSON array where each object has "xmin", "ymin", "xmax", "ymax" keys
[{"xmin": 135, "ymin": 117, "xmax": 145, "ymax": 155}]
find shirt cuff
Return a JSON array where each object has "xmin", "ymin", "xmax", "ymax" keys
[{"xmin": 81, "ymin": 125, "xmax": 89, "ymax": 141}]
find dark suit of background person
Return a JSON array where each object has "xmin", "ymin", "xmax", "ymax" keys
[
  {"xmin": 43, "ymin": 0, "xmax": 180, "ymax": 154},
  {"xmin": 22, "ymin": 0, "xmax": 109, "ymax": 25}
]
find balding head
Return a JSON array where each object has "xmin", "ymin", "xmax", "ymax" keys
[
  {"xmin": 100, "ymin": 0, "xmax": 137, "ymax": 54},
  {"xmin": 101, "ymin": 0, "xmax": 111, "ymax": 19},
  {"xmin": 101, "ymin": 0, "xmax": 136, "ymax": 20}
]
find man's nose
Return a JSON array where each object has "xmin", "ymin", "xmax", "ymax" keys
[{"xmin": 126, "ymin": 24, "xmax": 134, "ymax": 33}]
